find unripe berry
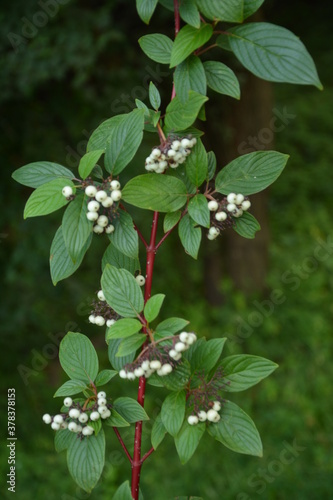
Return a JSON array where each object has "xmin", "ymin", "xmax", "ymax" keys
[
  {"xmin": 160, "ymin": 363, "xmax": 172, "ymax": 375},
  {"xmin": 79, "ymin": 413, "xmax": 89, "ymax": 423},
  {"xmin": 215, "ymin": 211, "xmax": 227, "ymax": 222},
  {"xmin": 51, "ymin": 422, "xmax": 61, "ymax": 430},
  {"xmin": 101, "ymin": 409, "xmax": 111, "ymax": 419},
  {"xmin": 134, "ymin": 367, "xmax": 145, "ymax": 377},
  {"xmin": 111, "ymin": 190, "xmax": 122, "ymax": 202},
  {"xmin": 42, "ymin": 414, "xmax": 52, "ymax": 424},
  {"xmin": 64, "ymin": 397, "xmax": 73, "ymax": 407},
  {"xmin": 207, "ymin": 409, "xmax": 220, "ymax": 422},
  {"xmin": 174, "ymin": 341, "xmax": 186, "ymax": 352},
  {"xmin": 105, "ymin": 224, "xmax": 115, "ymax": 234},
  {"xmin": 235, "ymin": 194, "xmax": 245, "ymax": 204},
  {"xmin": 68, "ymin": 422, "xmax": 78, "ymax": 432},
  {"xmin": 227, "ymin": 203, "xmax": 237, "ymax": 212},
  {"xmin": 86, "ymin": 211, "xmax": 99, "ymax": 221},
  {"xmin": 93, "ymin": 224, "xmax": 104, "ymax": 234},
  {"xmin": 135, "ymin": 275, "xmax": 145, "ymax": 286},
  {"xmin": 213, "ymin": 401, "xmax": 221, "ymax": 412},
  {"xmin": 207, "ymin": 200, "xmax": 219, "ymax": 211},
  {"xmin": 102, "ymin": 197, "xmax": 114, "ymax": 208},
  {"xmin": 188, "ymin": 415, "xmax": 199, "ymax": 425},
  {"xmin": 97, "ymin": 391, "xmax": 106, "ymax": 398},
  {"xmin": 107, "ymin": 319, "xmax": 116, "ymax": 327},
  {"xmin": 97, "ymin": 290, "xmax": 105, "ymax": 301},
  {"xmin": 119, "ymin": 369, "xmax": 127, "ymax": 379},
  {"xmin": 94, "ymin": 315, "xmax": 106, "ymax": 326},
  {"xmin": 90, "ymin": 411, "xmax": 100, "ymax": 421},
  {"xmin": 110, "ymin": 180, "xmax": 121, "ymax": 190},
  {"xmin": 85, "ymin": 185, "xmax": 97, "ymax": 197},
  {"xmin": 97, "ymin": 215, "xmax": 108, "ymax": 227},
  {"xmin": 69, "ymin": 408, "xmax": 80, "ymax": 419},
  {"xmin": 209, "ymin": 227, "xmax": 220, "ymax": 237},
  {"xmin": 53, "ymin": 414, "xmax": 64, "ymax": 424},
  {"xmin": 62, "ymin": 186, "xmax": 73, "ymax": 198},
  {"xmin": 89, "ymin": 314, "xmax": 96, "ymax": 324},
  {"xmin": 95, "ymin": 190, "xmax": 107, "ymax": 202},
  {"xmin": 150, "ymin": 360, "xmax": 162, "ymax": 370},
  {"xmin": 227, "ymin": 193, "xmax": 237, "ymax": 204},
  {"xmin": 98, "ymin": 397, "xmax": 107, "ymax": 406},
  {"xmin": 87, "ymin": 200, "xmax": 100, "ymax": 212},
  {"xmin": 181, "ymin": 138, "xmax": 191, "ymax": 148},
  {"xmin": 179, "ymin": 332, "xmax": 189, "ymax": 343},
  {"xmin": 171, "ymin": 140, "xmax": 181, "ymax": 150},
  {"xmin": 198, "ymin": 410, "xmax": 207, "ymax": 422},
  {"xmin": 241, "ymin": 200, "xmax": 251, "ymax": 211}
]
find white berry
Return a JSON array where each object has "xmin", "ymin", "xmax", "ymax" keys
[
  {"xmin": 151, "ymin": 148, "xmax": 161, "ymax": 159},
  {"xmin": 63, "ymin": 397, "xmax": 73, "ymax": 407},
  {"xmin": 235, "ymin": 194, "xmax": 245, "ymax": 204},
  {"xmin": 241, "ymin": 200, "xmax": 251, "ymax": 211},
  {"xmin": 171, "ymin": 140, "xmax": 181, "ymax": 150},
  {"xmin": 187, "ymin": 333, "xmax": 197, "ymax": 344},
  {"xmin": 93, "ymin": 224, "xmax": 104, "ymax": 234},
  {"xmin": 68, "ymin": 422, "xmax": 78, "ymax": 432},
  {"xmin": 181, "ymin": 138, "xmax": 191, "ymax": 148},
  {"xmin": 88, "ymin": 314, "xmax": 96, "ymax": 324},
  {"xmin": 167, "ymin": 149, "xmax": 176, "ymax": 158},
  {"xmin": 150, "ymin": 360, "xmax": 162, "ymax": 370},
  {"xmin": 97, "ymin": 215, "xmax": 108, "ymax": 227},
  {"xmin": 198, "ymin": 411, "xmax": 207, "ymax": 422},
  {"xmin": 209, "ymin": 227, "xmax": 220, "ymax": 237},
  {"xmin": 160, "ymin": 364, "xmax": 172, "ymax": 375},
  {"xmin": 102, "ymin": 197, "xmax": 114, "ymax": 208},
  {"xmin": 227, "ymin": 203, "xmax": 237, "ymax": 212},
  {"xmin": 90, "ymin": 411, "xmax": 100, "ymax": 421},
  {"xmin": 82, "ymin": 426, "xmax": 93, "ymax": 436},
  {"xmin": 169, "ymin": 349, "xmax": 182, "ymax": 360},
  {"xmin": 119, "ymin": 369, "xmax": 127, "ymax": 379},
  {"xmin": 85, "ymin": 185, "xmax": 97, "ymax": 197},
  {"xmin": 174, "ymin": 341, "xmax": 186, "ymax": 352},
  {"xmin": 207, "ymin": 409, "xmax": 220, "ymax": 422},
  {"xmin": 207, "ymin": 233, "xmax": 216, "ymax": 241},
  {"xmin": 215, "ymin": 211, "xmax": 227, "ymax": 222},
  {"xmin": 110, "ymin": 180, "xmax": 121, "ymax": 190},
  {"xmin": 101, "ymin": 409, "xmax": 111, "ymax": 419},
  {"xmin": 69, "ymin": 408, "xmax": 80, "ymax": 419},
  {"xmin": 134, "ymin": 367, "xmax": 145, "ymax": 377},
  {"xmin": 42, "ymin": 414, "xmax": 52, "ymax": 424},
  {"xmin": 179, "ymin": 332, "xmax": 189, "ymax": 343},
  {"xmin": 94, "ymin": 315, "xmax": 106, "ymax": 326},
  {"xmin": 86, "ymin": 211, "xmax": 99, "ymax": 221},
  {"xmin": 141, "ymin": 360, "xmax": 150, "ymax": 371},
  {"xmin": 62, "ymin": 186, "xmax": 73, "ymax": 198},
  {"xmin": 98, "ymin": 406, "xmax": 108, "ymax": 414},
  {"xmin": 232, "ymin": 208, "xmax": 243, "ymax": 218},
  {"xmin": 136, "ymin": 275, "xmax": 145, "ymax": 286},
  {"xmin": 87, "ymin": 200, "xmax": 100, "ymax": 212},
  {"xmin": 61, "ymin": 421, "xmax": 68, "ymax": 429},
  {"xmin": 213, "ymin": 401, "xmax": 221, "ymax": 412},
  {"xmin": 98, "ymin": 397, "xmax": 107, "ymax": 406},
  {"xmin": 51, "ymin": 422, "xmax": 61, "ymax": 430},
  {"xmin": 97, "ymin": 290, "xmax": 106, "ymax": 301},
  {"xmin": 107, "ymin": 319, "xmax": 116, "ymax": 327},
  {"xmin": 227, "ymin": 193, "xmax": 237, "ymax": 203},
  {"xmin": 53, "ymin": 414, "xmax": 64, "ymax": 424},
  {"xmin": 208, "ymin": 200, "xmax": 219, "ymax": 211},
  {"xmin": 111, "ymin": 190, "xmax": 122, "ymax": 202},
  {"xmin": 188, "ymin": 415, "xmax": 199, "ymax": 425},
  {"xmin": 105, "ymin": 224, "xmax": 115, "ymax": 234},
  {"xmin": 79, "ymin": 413, "xmax": 89, "ymax": 423},
  {"xmin": 97, "ymin": 391, "xmax": 106, "ymax": 398}
]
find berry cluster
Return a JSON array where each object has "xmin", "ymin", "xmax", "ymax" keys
[
  {"xmin": 89, "ymin": 289, "xmax": 119, "ymax": 327},
  {"xmin": 145, "ymin": 136, "xmax": 197, "ymax": 174},
  {"xmin": 119, "ymin": 331, "xmax": 197, "ymax": 380},
  {"xmin": 42, "ymin": 392, "xmax": 111, "ymax": 438},
  {"xmin": 207, "ymin": 192, "xmax": 251, "ymax": 240},
  {"xmin": 85, "ymin": 180, "xmax": 122, "ymax": 235},
  {"xmin": 188, "ymin": 400, "xmax": 222, "ymax": 425}
]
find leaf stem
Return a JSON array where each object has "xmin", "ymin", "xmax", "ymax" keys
[
  {"xmin": 141, "ymin": 446, "xmax": 155, "ymax": 464},
  {"xmin": 195, "ymin": 43, "xmax": 218, "ymax": 56},
  {"xmin": 113, "ymin": 428, "xmax": 133, "ymax": 463}
]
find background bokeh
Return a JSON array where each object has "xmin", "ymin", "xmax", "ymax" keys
[{"xmin": 1, "ymin": 1, "xmax": 332, "ymax": 499}]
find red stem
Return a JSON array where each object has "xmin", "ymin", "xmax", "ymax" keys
[
  {"xmin": 171, "ymin": 0, "xmax": 180, "ymax": 101},
  {"xmin": 141, "ymin": 446, "xmax": 155, "ymax": 464},
  {"xmin": 113, "ymin": 428, "xmax": 132, "ymax": 463}
]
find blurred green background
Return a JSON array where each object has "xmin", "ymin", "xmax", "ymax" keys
[{"xmin": 1, "ymin": 0, "xmax": 332, "ymax": 498}]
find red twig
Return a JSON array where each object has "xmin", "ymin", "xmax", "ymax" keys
[
  {"xmin": 171, "ymin": 0, "xmax": 180, "ymax": 101},
  {"xmin": 155, "ymin": 208, "xmax": 187, "ymax": 251},
  {"xmin": 195, "ymin": 43, "xmax": 218, "ymax": 57},
  {"xmin": 141, "ymin": 447, "xmax": 155, "ymax": 464},
  {"xmin": 113, "ymin": 428, "xmax": 132, "ymax": 463},
  {"xmin": 134, "ymin": 222, "xmax": 148, "ymax": 249}
]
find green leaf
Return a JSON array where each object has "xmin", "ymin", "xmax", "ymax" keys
[
  {"xmin": 106, "ymin": 318, "xmax": 143, "ymax": 340},
  {"xmin": 179, "ymin": 0, "xmax": 200, "ymax": 28},
  {"xmin": 187, "ymin": 338, "xmax": 226, "ymax": 373},
  {"xmin": 203, "ymin": 61, "xmax": 240, "ymax": 99},
  {"xmin": 207, "ymin": 400, "xmax": 263, "ymax": 457},
  {"xmin": 102, "ymin": 264, "xmax": 144, "ymax": 318},
  {"xmin": 207, "ymin": 151, "xmax": 216, "ymax": 180},
  {"xmin": 174, "ymin": 56, "xmax": 206, "ymax": 103},
  {"xmin": 87, "ymin": 115, "xmax": 123, "ymax": 151},
  {"xmin": 67, "ymin": 428, "xmax": 105, "ymax": 492},
  {"xmin": 170, "ymin": 24, "xmax": 213, "ymax": 68},
  {"xmin": 196, "ymin": 0, "xmax": 264, "ymax": 23},
  {"xmin": 122, "ymin": 174, "xmax": 187, "ymax": 212},
  {"xmin": 59, "ymin": 332, "xmax": 99, "ymax": 384},
  {"xmin": 62, "ymin": 193, "xmax": 92, "ymax": 263},
  {"xmin": 187, "ymin": 195, "xmax": 210, "ymax": 228},
  {"xmin": 53, "ymin": 380, "xmax": 87, "ymax": 398},
  {"xmin": 113, "ymin": 481, "xmax": 133, "ymax": 500},
  {"xmin": 95, "ymin": 369, "xmax": 118, "ymax": 386},
  {"xmin": 139, "ymin": 34, "xmax": 173, "ymax": 64},
  {"xmin": 55, "ymin": 429, "xmax": 76, "ymax": 453},
  {"xmin": 89, "ymin": 419, "xmax": 102, "ymax": 436},
  {"xmin": 78, "ymin": 150, "xmax": 104, "ymax": 180},
  {"xmin": 151, "ymin": 413, "xmax": 167, "ymax": 449},
  {"xmin": 116, "ymin": 334, "xmax": 146, "ymax": 357},
  {"xmin": 23, "ymin": 179, "xmax": 74, "ymax": 219},
  {"xmin": 161, "ymin": 391, "xmax": 186, "ymax": 437},
  {"xmin": 113, "ymin": 397, "xmax": 149, "ymax": 423},
  {"xmin": 144, "ymin": 294, "xmax": 165, "ymax": 323},
  {"xmin": 50, "ymin": 226, "xmax": 92, "ymax": 285},
  {"xmin": 107, "ymin": 210, "xmax": 139, "ymax": 260},
  {"xmin": 164, "ymin": 91, "xmax": 208, "ymax": 131},
  {"xmin": 102, "ymin": 242, "xmax": 140, "ymax": 274},
  {"xmin": 159, "ymin": 359, "xmax": 191, "ymax": 391},
  {"xmin": 104, "ymin": 109, "xmax": 145, "ymax": 175},
  {"xmin": 136, "ymin": 0, "xmax": 158, "ymax": 24},
  {"xmin": 164, "ymin": 211, "xmax": 181, "ymax": 233},
  {"xmin": 12, "ymin": 162, "xmax": 74, "ymax": 188},
  {"xmin": 219, "ymin": 355, "xmax": 278, "ymax": 392},
  {"xmin": 178, "ymin": 214, "xmax": 201, "ymax": 259},
  {"xmin": 106, "ymin": 409, "xmax": 130, "ymax": 428},
  {"xmin": 223, "ymin": 23, "xmax": 322, "ymax": 89},
  {"xmin": 156, "ymin": 317, "xmax": 190, "ymax": 334},
  {"xmin": 175, "ymin": 421, "xmax": 205, "ymax": 464},
  {"xmin": 108, "ymin": 339, "xmax": 136, "ymax": 371},
  {"xmin": 185, "ymin": 139, "xmax": 208, "ymax": 186},
  {"xmin": 215, "ymin": 151, "xmax": 289, "ymax": 195},
  {"xmin": 233, "ymin": 212, "xmax": 261, "ymax": 239},
  {"xmin": 149, "ymin": 81, "xmax": 161, "ymax": 110}
]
